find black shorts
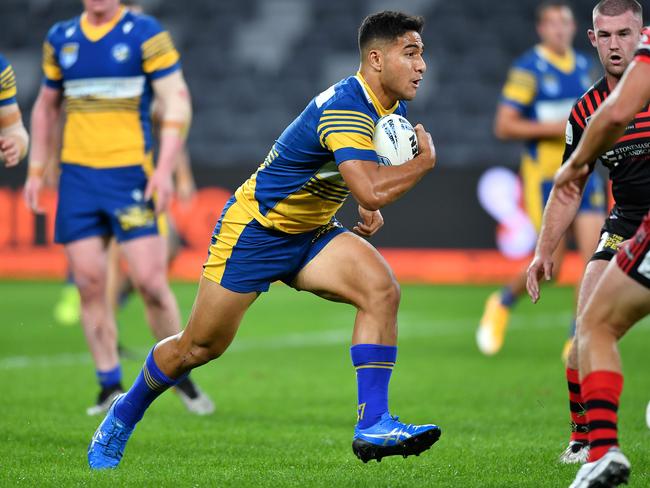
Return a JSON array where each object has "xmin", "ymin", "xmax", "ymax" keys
[
  {"xmin": 591, "ymin": 208, "xmax": 642, "ymax": 262},
  {"xmin": 616, "ymin": 211, "xmax": 650, "ymax": 289}
]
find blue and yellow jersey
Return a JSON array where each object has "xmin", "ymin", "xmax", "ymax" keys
[
  {"xmin": 42, "ymin": 6, "xmax": 180, "ymax": 168},
  {"xmin": 501, "ymin": 45, "xmax": 592, "ymax": 179},
  {"xmin": 235, "ymin": 72, "xmax": 406, "ymax": 234},
  {"xmin": 0, "ymin": 54, "xmax": 18, "ymax": 106}
]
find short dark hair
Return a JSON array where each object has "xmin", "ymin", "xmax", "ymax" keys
[
  {"xmin": 358, "ymin": 11, "xmax": 424, "ymax": 53},
  {"xmin": 535, "ymin": 1, "xmax": 573, "ymax": 23},
  {"xmin": 593, "ymin": 0, "xmax": 643, "ymax": 19}
]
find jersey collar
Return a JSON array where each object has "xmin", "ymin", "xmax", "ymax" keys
[
  {"xmin": 355, "ymin": 72, "xmax": 400, "ymax": 117},
  {"xmin": 535, "ymin": 45, "xmax": 576, "ymax": 74},
  {"xmin": 80, "ymin": 6, "xmax": 126, "ymax": 42}
]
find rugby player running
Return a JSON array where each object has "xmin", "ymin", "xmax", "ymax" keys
[{"xmin": 88, "ymin": 10, "xmax": 440, "ymax": 469}]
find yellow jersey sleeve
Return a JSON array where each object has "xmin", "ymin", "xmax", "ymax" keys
[
  {"xmin": 501, "ymin": 67, "xmax": 537, "ymax": 108},
  {"xmin": 0, "ymin": 62, "xmax": 17, "ymax": 105},
  {"xmin": 318, "ymin": 109, "xmax": 376, "ymax": 164},
  {"xmin": 141, "ymin": 31, "xmax": 180, "ymax": 78}
]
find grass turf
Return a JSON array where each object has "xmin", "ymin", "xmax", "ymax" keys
[{"xmin": 0, "ymin": 280, "xmax": 648, "ymax": 487}]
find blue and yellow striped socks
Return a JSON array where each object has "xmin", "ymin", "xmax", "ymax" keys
[
  {"xmin": 114, "ymin": 347, "xmax": 181, "ymax": 428},
  {"xmin": 351, "ymin": 344, "xmax": 397, "ymax": 429}
]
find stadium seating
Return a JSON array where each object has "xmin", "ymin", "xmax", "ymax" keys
[{"xmin": 3, "ymin": 0, "xmax": 602, "ymax": 169}]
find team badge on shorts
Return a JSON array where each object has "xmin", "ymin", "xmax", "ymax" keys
[
  {"xmin": 111, "ymin": 43, "xmax": 131, "ymax": 63},
  {"xmin": 115, "ymin": 205, "xmax": 155, "ymax": 231},
  {"xmin": 60, "ymin": 43, "xmax": 79, "ymax": 68}
]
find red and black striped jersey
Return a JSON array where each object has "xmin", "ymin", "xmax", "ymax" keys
[{"xmin": 563, "ymin": 76, "xmax": 650, "ymax": 220}]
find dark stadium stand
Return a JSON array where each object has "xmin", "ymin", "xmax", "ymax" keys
[{"xmin": 2, "ymin": 0, "xmax": 603, "ymax": 169}]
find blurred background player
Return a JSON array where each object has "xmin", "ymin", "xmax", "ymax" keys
[
  {"xmin": 105, "ymin": 89, "xmax": 197, "ymax": 330},
  {"xmin": 527, "ymin": 0, "xmax": 645, "ymax": 465},
  {"xmin": 553, "ymin": 24, "xmax": 650, "ymax": 488},
  {"xmin": 88, "ymin": 10, "xmax": 441, "ymax": 469},
  {"xmin": 477, "ymin": 0, "xmax": 605, "ymax": 357},
  {"xmin": 0, "ymin": 54, "xmax": 29, "ymax": 168},
  {"xmin": 52, "ymin": 0, "xmax": 198, "ymax": 354},
  {"xmin": 23, "ymin": 0, "xmax": 213, "ymax": 416}
]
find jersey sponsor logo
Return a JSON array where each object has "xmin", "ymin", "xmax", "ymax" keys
[
  {"xmin": 63, "ymin": 76, "xmax": 145, "ymax": 99},
  {"xmin": 536, "ymin": 98, "xmax": 574, "ymax": 122},
  {"xmin": 111, "ymin": 43, "xmax": 131, "ymax": 63},
  {"xmin": 60, "ymin": 43, "xmax": 79, "ymax": 69}
]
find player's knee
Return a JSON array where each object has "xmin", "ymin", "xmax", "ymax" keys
[
  {"xmin": 173, "ymin": 334, "xmax": 226, "ymax": 369},
  {"xmin": 74, "ymin": 269, "xmax": 104, "ymax": 303},
  {"xmin": 134, "ymin": 273, "xmax": 169, "ymax": 308},
  {"xmin": 364, "ymin": 275, "xmax": 401, "ymax": 316}
]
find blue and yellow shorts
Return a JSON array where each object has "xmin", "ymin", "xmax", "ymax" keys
[
  {"xmin": 55, "ymin": 163, "xmax": 162, "ymax": 244},
  {"xmin": 203, "ymin": 196, "xmax": 348, "ymax": 293},
  {"xmin": 523, "ymin": 170, "xmax": 606, "ymax": 231}
]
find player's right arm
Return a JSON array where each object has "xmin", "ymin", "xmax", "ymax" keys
[
  {"xmin": 25, "ymin": 86, "xmax": 63, "ymax": 212},
  {"xmin": 24, "ymin": 31, "xmax": 64, "ymax": 212},
  {"xmin": 494, "ymin": 65, "xmax": 565, "ymax": 140},
  {"xmin": 527, "ymin": 104, "xmax": 591, "ymax": 303},
  {"xmin": 339, "ymin": 124, "xmax": 436, "ymax": 211}
]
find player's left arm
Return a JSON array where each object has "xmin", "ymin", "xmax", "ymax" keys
[
  {"xmin": 0, "ymin": 102, "xmax": 29, "ymax": 167},
  {"xmin": 556, "ymin": 60, "xmax": 650, "ymax": 188},
  {"xmin": 146, "ymin": 67, "xmax": 191, "ymax": 212},
  {"xmin": 139, "ymin": 15, "xmax": 190, "ymax": 213}
]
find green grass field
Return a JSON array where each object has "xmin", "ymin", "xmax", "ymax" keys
[{"xmin": 1, "ymin": 280, "xmax": 648, "ymax": 487}]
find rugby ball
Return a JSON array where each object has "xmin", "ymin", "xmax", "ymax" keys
[{"xmin": 373, "ymin": 114, "xmax": 418, "ymax": 166}]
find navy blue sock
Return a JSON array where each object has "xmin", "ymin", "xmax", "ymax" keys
[
  {"xmin": 351, "ymin": 344, "xmax": 397, "ymax": 429},
  {"xmin": 500, "ymin": 286, "xmax": 517, "ymax": 308},
  {"xmin": 96, "ymin": 365, "xmax": 122, "ymax": 389},
  {"xmin": 113, "ymin": 348, "xmax": 180, "ymax": 428}
]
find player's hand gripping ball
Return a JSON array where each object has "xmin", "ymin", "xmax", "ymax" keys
[{"xmin": 372, "ymin": 114, "xmax": 418, "ymax": 166}]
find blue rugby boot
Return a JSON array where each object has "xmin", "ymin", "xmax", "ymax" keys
[
  {"xmin": 88, "ymin": 395, "xmax": 134, "ymax": 469},
  {"xmin": 352, "ymin": 412, "xmax": 441, "ymax": 463}
]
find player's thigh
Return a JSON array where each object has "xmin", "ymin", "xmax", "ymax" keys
[
  {"xmin": 65, "ymin": 236, "xmax": 109, "ymax": 291},
  {"xmin": 573, "ymin": 212, "xmax": 605, "ymax": 262},
  {"xmin": 292, "ymin": 232, "xmax": 398, "ymax": 309},
  {"xmin": 581, "ymin": 261, "xmax": 650, "ymax": 340},
  {"xmin": 178, "ymin": 276, "xmax": 258, "ymax": 356},
  {"xmin": 575, "ymin": 259, "xmax": 609, "ymax": 316},
  {"xmin": 119, "ymin": 234, "xmax": 168, "ymax": 286}
]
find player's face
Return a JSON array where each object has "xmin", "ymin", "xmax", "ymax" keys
[
  {"xmin": 589, "ymin": 11, "xmax": 642, "ymax": 78},
  {"xmin": 82, "ymin": 0, "xmax": 121, "ymax": 17},
  {"xmin": 380, "ymin": 31, "xmax": 426, "ymax": 101},
  {"xmin": 537, "ymin": 6, "xmax": 576, "ymax": 54}
]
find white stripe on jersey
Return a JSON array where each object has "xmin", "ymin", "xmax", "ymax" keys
[
  {"xmin": 535, "ymin": 98, "xmax": 575, "ymax": 122},
  {"xmin": 63, "ymin": 76, "xmax": 145, "ymax": 99}
]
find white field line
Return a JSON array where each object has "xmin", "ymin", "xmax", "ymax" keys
[{"xmin": 0, "ymin": 312, "xmax": 586, "ymax": 371}]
